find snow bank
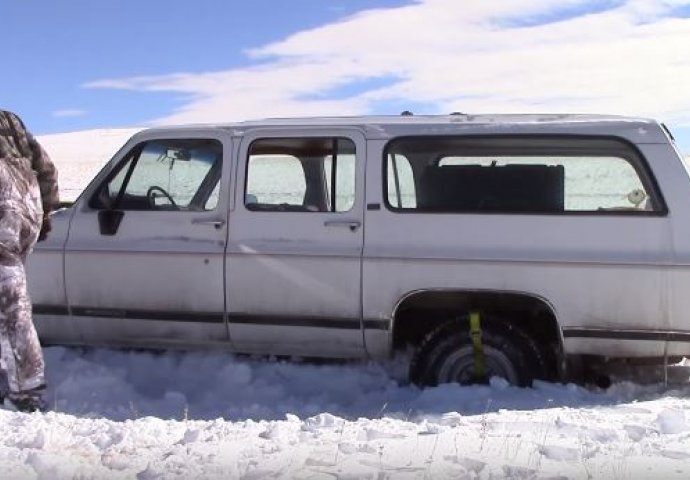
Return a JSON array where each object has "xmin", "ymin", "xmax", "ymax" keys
[
  {"xmin": 33, "ymin": 347, "xmax": 686, "ymax": 423},
  {"xmin": 38, "ymin": 129, "xmax": 139, "ymax": 201},
  {"xmin": 2, "ymin": 347, "xmax": 690, "ymax": 479}
]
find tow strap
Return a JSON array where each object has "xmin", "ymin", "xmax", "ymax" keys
[{"xmin": 469, "ymin": 311, "xmax": 486, "ymax": 380}]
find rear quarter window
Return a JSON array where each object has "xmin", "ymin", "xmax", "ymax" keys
[{"xmin": 384, "ymin": 136, "xmax": 665, "ymax": 215}]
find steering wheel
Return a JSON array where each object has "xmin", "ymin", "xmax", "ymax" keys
[{"xmin": 146, "ymin": 186, "xmax": 178, "ymax": 209}]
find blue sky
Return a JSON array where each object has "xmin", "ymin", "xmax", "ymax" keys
[
  {"xmin": 2, "ymin": 0, "xmax": 405, "ymax": 131},
  {"xmin": 3, "ymin": 0, "xmax": 690, "ymax": 153}
]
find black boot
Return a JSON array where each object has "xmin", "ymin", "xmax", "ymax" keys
[
  {"xmin": 9, "ymin": 386, "xmax": 47, "ymax": 413},
  {"xmin": 0, "ymin": 374, "xmax": 8, "ymax": 406}
]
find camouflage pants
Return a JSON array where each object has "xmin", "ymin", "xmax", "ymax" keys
[{"xmin": 0, "ymin": 209, "xmax": 43, "ymax": 396}]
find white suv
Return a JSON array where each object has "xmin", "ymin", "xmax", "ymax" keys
[{"xmin": 28, "ymin": 114, "xmax": 690, "ymax": 386}]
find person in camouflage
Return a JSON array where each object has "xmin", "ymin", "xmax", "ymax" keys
[{"xmin": 0, "ymin": 109, "xmax": 58, "ymax": 412}]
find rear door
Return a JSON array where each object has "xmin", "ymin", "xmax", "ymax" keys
[
  {"xmin": 225, "ymin": 128, "xmax": 367, "ymax": 357},
  {"xmin": 63, "ymin": 130, "xmax": 232, "ymax": 348}
]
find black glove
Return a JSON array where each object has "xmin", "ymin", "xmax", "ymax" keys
[{"xmin": 38, "ymin": 215, "xmax": 52, "ymax": 242}]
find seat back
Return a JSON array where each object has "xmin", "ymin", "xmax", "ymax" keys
[{"xmin": 417, "ymin": 164, "xmax": 565, "ymax": 213}]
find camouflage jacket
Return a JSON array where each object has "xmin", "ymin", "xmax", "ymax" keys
[{"xmin": 0, "ymin": 110, "xmax": 59, "ymax": 220}]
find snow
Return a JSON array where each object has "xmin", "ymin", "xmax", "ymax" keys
[
  {"xmin": 0, "ymin": 348, "xmax": 689, "ymax": 479},
  {"xmin": 3, "ymin": 347, "xmax": 690, "ymax": 479},
  {"xmin": 38, "ymin": 128, "xmax": 139, "ymax": 201},
  {"xmin": 0, "ymin": 129, "xmax": 688, "ymax": 478}
]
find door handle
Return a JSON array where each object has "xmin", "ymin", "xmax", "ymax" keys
[
  {"xmin": 324, "ymin": 220, "xmax": 361, "ymax": 232},
  {"xmin": 191, "ymin": 218, "xmax": 226, "ymax": 229}
]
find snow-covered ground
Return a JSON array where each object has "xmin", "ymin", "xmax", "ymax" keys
[
  {"xmin": 2, "ymin": 347, "xmax": 690, "ymax": 479},
  {"xmin": 0, "ymin": 129, "xmax": 689, "ymax": 479}
]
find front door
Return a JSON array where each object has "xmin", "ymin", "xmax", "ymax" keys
[
  {"xmin": 63, "ymin": 132, "xmax": 231, "ymax": 348},
  {"xmin": 226, "ymin": 129, "xmax": 366, "ymax": 357}
]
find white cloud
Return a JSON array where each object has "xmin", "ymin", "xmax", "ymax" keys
[
  {"xmin": 84, "ymin": 0, "xmax": 690, "ymax": 126},
  {"xmin": 52, "ymin": 109, "xmax": 87, "ymax": 118}
]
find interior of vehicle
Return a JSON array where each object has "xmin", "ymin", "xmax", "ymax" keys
[
  {"xmin": 385, "ymin": 136, "xmax": 659, "ymax": 214},
  {"xmin": 90, "ymin": 138, "xmax": 223, "ymax": 212},
  {"xmin": 245, "ymin": 137, "xmax": 356, "ymax": 213}
]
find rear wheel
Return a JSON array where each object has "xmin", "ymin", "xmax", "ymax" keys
[{"xmin": 409, "ymin": 314, "xmax": 548, "ymax": 387}]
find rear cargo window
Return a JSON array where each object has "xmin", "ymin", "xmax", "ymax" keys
[{"xmin": 384, "ymin": 136, "xmax": 665, "ymax": 215}]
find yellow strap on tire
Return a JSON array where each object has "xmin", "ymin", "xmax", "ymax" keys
[{"xmin": 469, "ymin": 311, "xmax": 486, "ymax": 380}]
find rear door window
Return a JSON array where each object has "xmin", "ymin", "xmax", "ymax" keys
[{"xmin": 245, "ymin": 137, "xmax": 356, "ymax": 213}]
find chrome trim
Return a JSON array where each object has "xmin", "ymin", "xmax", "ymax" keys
[{"xmin": 563, "ymin": 328, "xmax": 690, "ymax": 342}]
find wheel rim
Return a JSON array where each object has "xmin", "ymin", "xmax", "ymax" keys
[{"xmin": 436, "ymin": 345, "xmax": 520, "ymax": 385}]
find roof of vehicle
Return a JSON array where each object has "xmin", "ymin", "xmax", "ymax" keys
[{"xmin": 137, "ymin": 114, "xmax": 669, "ymax": 144}]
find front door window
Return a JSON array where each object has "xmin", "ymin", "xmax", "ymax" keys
[{"xmin": 92, "ymin": 138, "xmax": 222, "ymax": 211}]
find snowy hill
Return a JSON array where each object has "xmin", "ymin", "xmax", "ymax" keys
[
  {"xmin": 0, "ymin": 128, "xmax": 686, "ymax": 478},
  {"xmin": 38, "ymin": 128, "xmax": 139, "ymax": 201}
]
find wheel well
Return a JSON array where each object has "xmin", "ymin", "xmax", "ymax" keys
[{"xmin": 392, "ymin": 290, "xmax": 563, "ymax": 379}]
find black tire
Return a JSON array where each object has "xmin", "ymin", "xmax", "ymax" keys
[{"xmin": 409, "ymin": 315, "xmax": 548, "ymax": 387}]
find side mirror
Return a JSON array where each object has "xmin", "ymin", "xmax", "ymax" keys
[{"xmin": 98, "ymin": 209, "xmax": 124, "ymax": 236}]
